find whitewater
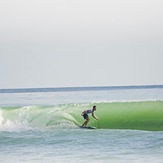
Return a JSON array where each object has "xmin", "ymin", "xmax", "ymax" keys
[{"xmin": 0, "ymin": 86, "xmax": 163, "ymax": 163}]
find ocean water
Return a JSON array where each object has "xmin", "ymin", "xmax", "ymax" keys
[{"xmin": 0, "ymin": 86, "xmax": 163, "ymax": 163}]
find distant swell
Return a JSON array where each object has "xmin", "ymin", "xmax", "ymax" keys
[{"xmin": 0, "ymin": 101, "xmax": 163, "ymax": 131}]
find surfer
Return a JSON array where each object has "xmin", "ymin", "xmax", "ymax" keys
[{"xmin": 81, "ymin": 105, "xmax": 98, "ymax": 127}]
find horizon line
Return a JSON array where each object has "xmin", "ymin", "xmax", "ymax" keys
[{"xmin": 0, "ymin": 84, "xmax": 163, "ymax": 93}]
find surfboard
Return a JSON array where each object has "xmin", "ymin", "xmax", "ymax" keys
[{"xmin": 79, "ymin": 126, "xmax": 96, "ymax": 129}]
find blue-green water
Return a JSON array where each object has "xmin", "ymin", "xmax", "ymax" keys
[{"xmin": 0, "ymin": 86, "xmax": 163, "ymax": 163}]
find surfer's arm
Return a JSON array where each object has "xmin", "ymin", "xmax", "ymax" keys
[{"xmin": 92, "ymin": 112, "xmax": 98, "ymax": 120}]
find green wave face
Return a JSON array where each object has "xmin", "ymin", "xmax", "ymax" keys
[
  {"xmin": 0, "ymin": 101, "xmax": 163, "ymax": 131},
  {"xmin": 92, "ymin": 101, "xmax": 163, "ymax": 131}
]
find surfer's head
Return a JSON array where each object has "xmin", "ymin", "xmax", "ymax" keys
[{"xmin": 93, "ymin": 105, "xmax": 96, "ymax": 111}]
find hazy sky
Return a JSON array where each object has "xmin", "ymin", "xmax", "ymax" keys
[{"xmin": 0, "ymin": 0, "xmax": 163, "ymax": 89}]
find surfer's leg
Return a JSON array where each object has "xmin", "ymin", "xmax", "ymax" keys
[
  {"xmin": 82, "ymin": 114, "xmax": 90, "ymax": 127},
  {"xmin": 82, "ymin": 118, "xmax": 90, "ymax": 127}
]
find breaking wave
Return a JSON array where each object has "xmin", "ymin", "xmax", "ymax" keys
[{"xmin": 0, "ymin": 100, "xmax": 163, "ymax": 131}]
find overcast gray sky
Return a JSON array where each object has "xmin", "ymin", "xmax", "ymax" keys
[{"xmin": 0, "ymin": 0, "xmax": 163, "ymax": 89}]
